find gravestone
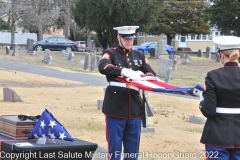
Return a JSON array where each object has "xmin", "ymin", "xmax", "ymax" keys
[
  {"xmin": 216, "ymin": 53, "xmax": 220, "ymax": 62},
  {"xmin": 12, "ymin": 44, "xmax": 18, "ymax": 56},
  {"xmin": 26, "ymin": 38, "xmax": 34, "ymax": 54},
  {"xmin": 60, "ymin": 50, "xmax": 66, "ymax": 56},
  {"xmin": 165, "ymin": 67, "xmax": 172, "ymax": 83},
  {"xmin": 64, "ymin": 49, "xmax": 71, "ymax": 56},
  {"xmin": 3, "ymin": 88, "xmax": 23, "ymax": 102},
  {"xmin": 157, "ymin": 40, "xmax": 167, "ymax": 55},
  {"xmin": 157, "ymin": 58, "xmax": 172, "ymax": 83},
  {"xmin": 88, "ymin": 39, "xmax": 94, "ymax": 52},
  {"xmin": 42, "ymin": 49, "xmax": 52, "ymax": 64},
  {"xmin": 96, "ymin": 55, "xmax": 102, "ymax": 68},
  {"xmin": 205, "ymin": 46, "xmax": 211, "ymax": 58},
  {"xmin": 189, "ymin": 115, "xmax": 206, "ymax": 124},
  {"xmin": 84, "ymin": 52, "xmax": 90, "ymax": 70},
  {"xmin": 68, "ymin": 52, "xmax": 74, "ymax": 62},
  {"xmin": 180, "ymin": 53, "xmax": 185, "ymax": 58},
  {"xmin": 90, "ymin": 54, "xmax": 96, "ymax": 72},
  {"xmin": 197, "ymin": 49, "xmax": 203, "ymax": 57},
  {"xmin": 183, "ymin": 54, "xmax": 191, "ymax": 64},
  {"xmin": 150, "ymin": 48, "xmax": 156, "ymax": 58},
  {"xmin": 5, "ymin": 46, "xmax": 10, "ymax": 54},
  {"xmin": 185, "ymin": 54, "xmax": 192, "ymax": 60},
  {"xmin": 211, "ymin": 54, "xmax": 216, "ymax": 60},
  {"xmin": 172, "ymin": 55, "xmax": 179, "ymax": 70}
]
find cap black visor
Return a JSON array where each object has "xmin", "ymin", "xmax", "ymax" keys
[{"xmin": 119, "ymin": 34, "xmax": 135, "ymax": 39}]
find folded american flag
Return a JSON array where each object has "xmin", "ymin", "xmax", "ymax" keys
[{"xmin": 115, "ymin": 76, "xmax": 204, "ymax": 96}]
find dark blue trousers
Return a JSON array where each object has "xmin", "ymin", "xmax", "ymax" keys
[
  {"xmin": 206, "ymin": 145, "xmax": 240, "ymax": 160},
  {"xmin": 106, "ymin": 116, "xmax": 141, "ymax": 160}
]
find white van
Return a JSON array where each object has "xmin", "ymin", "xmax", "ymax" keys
[{"xmin": 76, "ymin": 41, "xmax": 86, "ymax": 51}]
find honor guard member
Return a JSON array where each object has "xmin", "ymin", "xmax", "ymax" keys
[
  {"xmin": 199, "ymin": 36, "xmax": 240, "ymax": 160},
  {"xmin": 98, "ymin": 26, "xmax": 156, "ymax": 160}
]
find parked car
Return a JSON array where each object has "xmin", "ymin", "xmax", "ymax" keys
[
  {"xmin": 132, "ymin": 42, "xmax": 157, "ymax": 53},
  {"xmin": 166, "ymin": 45, "xmax": 175, "ymax": 55},
  {"xmin": 33, "ymin": 37, "xmax": 78, "ymax": 51},
  {"xmin": 132, "ymin": 42, "xmax": 175, "ymax": 54},
  {"xmin": 75, "ymin": 41, "xmax": 86, "ymax": 51}
]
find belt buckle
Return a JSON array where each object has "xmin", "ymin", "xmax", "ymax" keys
[{"xmin": 126, "ymin": 84, "xmax": 132, "ymax": 89}]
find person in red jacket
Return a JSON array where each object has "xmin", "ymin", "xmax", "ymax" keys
[
  {"xmin": 199, "ymin": 36, "xmax": 240, "ymax": 160},
  {"xmin": 98, "ymin": 26, "xmax": 156, "ymax": 160}
]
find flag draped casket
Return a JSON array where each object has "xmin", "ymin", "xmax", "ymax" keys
[{"xmin": 0, "ymin": 115, "xmax": 35, "ymax": 140}]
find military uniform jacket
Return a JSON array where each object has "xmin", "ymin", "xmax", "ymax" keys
[
  {"xmin": 200, "ymin": 62, "xmax": 240, "ymax": 148},
  {"xmin": 98, "ymin": 45, "xmax": 156, "ymax": 118}
]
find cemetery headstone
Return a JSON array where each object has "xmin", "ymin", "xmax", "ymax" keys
[
  {"xmin": 3, "ymin": 88, "xmax": 23, "ymax": 102},
  {"xmin": 180, "ymin": 53, "xmax": 185, "ymax": 58},
  {"xmin": 216, "ymin": 53, "xmax": 220, "ymax": 62},
  {"xmin": 68, "ymin": 52, "xmax": 74, "ymax": 62},
  {"xmin": 183, "ymin": 54, "xmax": 191, "ymax": 64},
  {"xmin": 59, "ymin": 50, "xmax": 65, "ymax": 56},
  {"xmin": 172, "ymin": 55, "xmax": 179, "ymax": 70},
  {"xmin": 88, "ymin": 39, "xmax": 94, "ymax": 52},
  {"xmin": 47, "ymin": 56, "xmax": 52, "ymax": 64},
  {"xmin": 189, "ymin": 115, "xmax": 206, "ymax": 124},
  {"xmin": 12, "ymin": 44, "xmax": 18, "ymax": 56},
  {"xmin": 84, "ymin": 52, "xmax": 90, "ymax": 70},
  {"xmin": 165, "ymin": 67, "xmax": 172, "ymax": 83},
  {"xmin": 96, "ymin": 55, "xmax": 102, "ymax": 68},
  {"xmin": 206, "ymin": 46, "xmax": 211, "ymax": 58},
  {"xmin": 42, "ymin": 49, "xmax": 52, "ymax": 64},
  {"xmin": 157, "ymin": 40, "xmax": 167, "ymax": 55},
  {"xmin": 28, "ymin": 39, "xmax": 34, "ymax": 54},
  {"xmin": 5, "ymin": 46, "xmax": 10, "ymax": 54},
  {"xmin": 157, "ymin": 58, "xmax": 172, "ymax": 82},
  {"xmin": 90, "ymin": 54, "xmax": 96, "ymax": 72},
  {"xmin": 197, "ymin": 49, "xmax": 203, "ymax": 57},
  {"xmin": 150, "ymin": 48, "xmax": 156, "ymax": 58},
  {"xmin": 211, "ymin": 53, "xmax": 216, "ymax": 60},
  {"xmin": 64, "ymin": 49, "xmax": 71, "ymax": 56}
]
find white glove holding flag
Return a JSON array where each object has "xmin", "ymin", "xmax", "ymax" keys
[
  {"xmin": 121, "ymin": 68, "xmax": 141, "ymax": 81},
  {"xmin": 136, "ymin": 70, "xmax": 159, "ymax": 81}
]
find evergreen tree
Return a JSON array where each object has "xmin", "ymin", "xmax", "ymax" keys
[
  {"xmin": 206, "ymin": 0, "xmax": 240, "ymax": 37},
  {"xmin": 72, "ymin": 0, "xmax": 164, "ymax": 49},
  {"xmin": 149, "ymin": 0, "xmax": 210, "ymax": 45}
]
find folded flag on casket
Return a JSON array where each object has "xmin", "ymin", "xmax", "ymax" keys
[
  {"xmin": 28, "ymin": 108, "xmax": 75, "ymax": 141},
  {"xmin": 115, "ymin": 76, "xmax": 204, "ymax": 96}
]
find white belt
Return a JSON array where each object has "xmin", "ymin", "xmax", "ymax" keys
[
  {"xmin": 109, "ymin": 82, "xmax": 139, "ymax": 91},
  {"xmin": 216, "ymin": 107, "xmax": 240, "ymax": 114}
]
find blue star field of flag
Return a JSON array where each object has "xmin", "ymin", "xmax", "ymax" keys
[{"xmin": 28, "ymin": 108, "xmax": 75, "ymax": 141}]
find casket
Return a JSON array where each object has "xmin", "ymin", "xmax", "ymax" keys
[{"xmin": 0, "ymin": 115, "xmax": 36, "ymax": 139}]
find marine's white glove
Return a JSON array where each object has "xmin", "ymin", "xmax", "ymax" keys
[
  {"xmin": 199, "ymin": 92, "xmax": 204, "ymax": 101},
  {"xmin": 121, "ymin": 68, "xmax": 141, "ymax": 81}
]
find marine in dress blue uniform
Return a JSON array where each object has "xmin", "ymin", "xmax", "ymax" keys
[
  {"xmin": 199, "ymin": 36, "xmax": 240, "ymax": 160},
  {"xmin": 98, "ymin": 26, "xmax": 156, "ymax": 160}
]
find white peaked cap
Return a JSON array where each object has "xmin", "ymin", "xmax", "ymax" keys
[
  {"xmin": 113, "ymin": 26, "xmax": 139, "ymax": 34},
  {"xmin": 213, "ymin": 36, "xmax": 240, "ymax": 51}
]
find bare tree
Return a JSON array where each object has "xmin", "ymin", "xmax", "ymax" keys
[
  {"xmin": 17, "ymin": 0, "xmax": 59, "ymax": 40},
  {"xmin": 57, "ymin": 0, "xmax": 75, "ymax": 39},
  {"xmin": 1, "ymin": 0, "xmax": 27, "ymax": 44}
]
